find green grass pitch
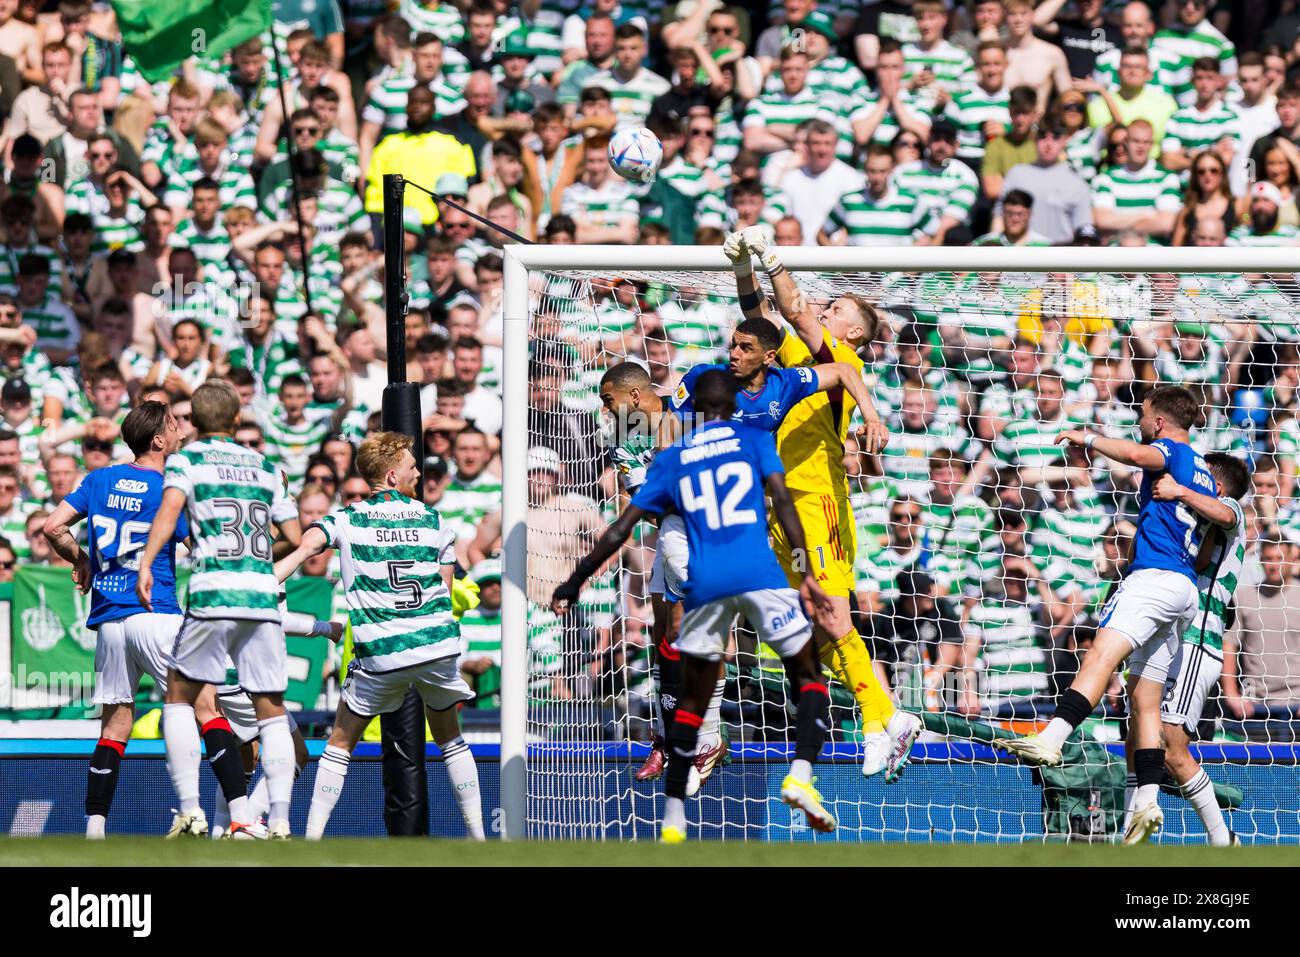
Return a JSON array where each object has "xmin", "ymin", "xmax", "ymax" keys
[{"xmin": 0, "ymin": 837, "xmax": 1293, "ymax": 867}]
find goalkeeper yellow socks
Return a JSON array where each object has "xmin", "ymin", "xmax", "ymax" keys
[{"xmin": 818, "ymin": 629, "xmax": 896, "ymax": 733}]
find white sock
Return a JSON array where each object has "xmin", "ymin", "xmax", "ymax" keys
[
  {"xmin": 651, "ymin": 663, "xmax": 663, "ymax": 738},
  {"xmin": 663, "ymin": 796, "xmax": 685, "ymax": 832},
  {"xmin": 257, "ymin": 715, "xmax": 295, "ymax": 828},
  {"xmin": 699, "ymin": 678, "xmax": 724, "ymax": 738},
  {"xmin": 1123, "ymin": 772, "xmax": 1137, "ymax": 831},
  {"xmin": 162, "ymin": 703, "xmax": 202, "ymax": 812},
  {"xmin": 1040, "ymin": 717, "xmax": 1073, "ymax": 748},
  {"xmin": 1134, "ymin": 782, "xmax": 1159, "ymax": 808},
  {"xmin": 247, "ymin": 775, "xmax": 269, "ymax": 822},
  {"xmin": 306, "ymin": 745, "xmax": 350, "ymax": 840},
  {"xmin": 86, "ymin": 814, "xmax": 105, "ymax": 839},
  {"xmin": 443, "ymin": 736, "xmax": 485, "ymax": 840},
  {"xmin": 214, "ymin": 789, "xmax": 230, "ymax": 836},
  {"xmin": 1180, "ymin": 769, "xmax": 1231, "ymax": 846},
  {"xmin": 789, "ymin": 758, "xmax": 812, "ymax": 784}
]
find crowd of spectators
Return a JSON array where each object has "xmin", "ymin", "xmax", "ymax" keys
[{"xmin": 0, "ymin": 0, "xmax": 1296, "ymax": 737}]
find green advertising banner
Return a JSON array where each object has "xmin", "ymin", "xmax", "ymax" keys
[{"xmin": 8, "ymin": 566, "xmax": 97, "ymax": 717}]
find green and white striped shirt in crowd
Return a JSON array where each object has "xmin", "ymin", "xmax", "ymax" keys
[
  {"xmin": 890, "ymin": 158, "xmax": 979, "ymax": 227},
  {"xmin": 994, "ymin": 412, "xmax": 1080, "ymax": 469},
  {"xmin": 935, "ymin": 276, "xmax": 1019, "ymax": 380},
  {"xmin": 141, "ymin": 120, "xmax": 190, "ymax": 184},
  {"xmin": 262, "ymin": 413, "xmax": 330, "ymax": 493},
  {"xmin": 850, "ymin": 475, "xmax": 898, "ymax": 566},
  {"xmin": 944, "ymin": 85, "xmax": 1010, "ymax": 162},
  {"xmin": 857, "ymin": 86, "xmax": 937, "ymax": 147},
  {"xmin": 713, "ymin": 109, "xmax": 743, "ymax": 169},
  {"xmin": 0, "ymin": 244, "xmax": 63, "ymax": 297},
  {"xmin": 1090, "ymin": 160, "xmax": 1182, "ymax": 216},
  {"xmin": 88, "ymin": 204, "xmax": 145, "ymax": 255},
  {"xmin": 163, "ymin": 156, "xmax": 257, "ymax": 212},
  {"xmin": 171, "ymin": 218, "xmax": 232, "ymax": 274},
  {"xmin": 525, "ymin": 600, "xmax": 565, "ymax": 698},
  {"xmin": 1163, "ymin": 100, "xmax": 1239, "ymax": 167},
  {"xmin": 226, "ymin": 322, "xmax": 302, "ymax": 398},
  {"xmin": 0, "ymin": 501, "xmax": 40, "ymax": 558},
  {"xmin": 1066, "ymin": 128, "xmax": 1101, "ymax": 183},
  {"xmin": 1092, "ymin": 45, "xmax": 1182, "ymax": 100},
  {"xmin": 149, "ymin": 356, "xmax": 212, "ymax": 396},
  {"xmin": 398, "ymin": 0, "xmax": 466, "ymax": 44},
  {"xmin": 923, "ymin": 494, "xmax": 992, "ymax": 596},
  {"xmin": 1031, "ymin": 486, "xmax": 1108, "ymax": 595},
  {"xmin": 559, "ymin": 179, "xmax": 639, "ymax": 229},
  {"xmin": 500, "ymin": 11, "xmax": 566, "ymax": 77},
  {"xmin": 967, "ymin": 598, "xmax": 1049, "ymax": 703},
  {"xmin": 459, "ymin": 602, "xmax": 501, "ymax": 707},
  {"xmin": 164, "ymin": 436, "xmax": 297, "ymax": 620},
  {"xmin": 656, "ymin": 297, "xmax": 734, "ymax": 354},
  {"xmin": 259, "ymin": 178, "xmax": 367, "ymax": 247},
  {"xmin": 1152, "ymin": 20, "xmax": 1237, "ymax": 107},
  {"xmin": 362, "ymin": 74, "xmax": 467, "ymax": 136},
  {"xmin": 860, "ymin": 543, "xmax": 924, "ymax": 604},
  {"xmin": 822, "ymin": 187, "xmax": 937, "ymax": 245},
  {"xmin": 581, "ymin": 67, "xmax": 671, "ymax": 130},
  {"xmin": 439, "ymin": 469, "xmax": 503, "ymax": 542},
  {"xmin": 270, "ymin": 128, "xmax": 361, "ymax": 181},
  {"xmin": 762, "ymin": 55, "xmax": 868, "ymax": 102},
  {"xmin": 902, "ymin": 40, "xmax": 974, "ymax": 89},
  {"xmin": 18, "ymin": 292, "xmax": 79, "ymax": 353},
  {"xmin": 1154, "ymin": 338, "xmax": 1225, "ymax": 386},
  {"xmin": 694, "ymin": 184, "xmax": 792, "ymax": 231},
  {"xmin": 1227, "ymin": 224, "xmax": 1300, "ymax": 248},
  {"xmin": 317, "ymin": 490, "xmax": 459, "ymax": 672},
  {"xmin": 742, "ymin": 86, "xmax": 825, "ymax": 150},
  {"xmin": 882, "ymin": 420, "xmax": 968, "ymax": 499}
]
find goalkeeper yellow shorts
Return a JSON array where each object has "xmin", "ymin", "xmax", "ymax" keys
[{"xmin": 770, "ymin": 491, "xmax": 857, "ymax": 598}]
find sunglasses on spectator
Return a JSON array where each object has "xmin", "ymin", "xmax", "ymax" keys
[
  {"xmin": 0, "ymin": 482, "xmax": 16, "ymax": 493},
  {"xmin": 0, "ymin": 558, "xmax": 14, "ymax": 569},
  {"xmin": 1195, "ymin": 165, "xmax": 1222, "ymax": 175},
  {"xmin": 897, "ymin": 139, "xmax": 921, "ymax": 148},
  {"xmin": 341, "ymin": 490, "xmax": 367, "ymax": 502},
  {"xmin": 308, "ymin": 471, "xmax": 336, "ymax": 485},
  {"xmin": 891, "ymin": 510, "xmax": 921, "ymax": 522},
  {"xmin": 90, "ymin": 151, "xmax": 115, "ymax": 160},
  {"xmin": 1062, "ymin": 103, "xmax": 1085, "ymax": 113},
  {"xmin": 443, "ymin": 221, "xmax": 473, "ymax": 231},
  {"xmin": 83, "ymin": 439, "xmax": 113, "ymax": 451},
  {"xmin": 293, "ymin": 125, "xmax": 320, "ymax": 136},
  {"xmin": 708, "ymin": 24, "xmax": 738, "ymax": 35},
  {"xmin": 689, "ymin": 127, "xmax": 715, "ymax": 137}
]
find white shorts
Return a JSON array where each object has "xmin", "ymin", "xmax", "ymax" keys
[
  {"xmin": 93, "ymin": 613, "xmax": 182, "ymax": 705},
  {"xmin": 1097, "ymin": 568, "xmax": 1198, "ymax": 671},
  {"xmin": 171, "ymin": 616, "xmax": 288, "ymax": 694},
  {"xmin": 341, "ymin": 655, "xmax": 474, "ymax": 718},
  {"xmin": 217, "ymin": 686, "xmax": 300, "ymax": 744},
  {"xmin": 1131, "ymin": 639, "xmax": 1225, "ymax": 735},
  {"xmin": 677, "ymin": 588, "xmax": 813, "ymax": 662},
  {"xmin": 648, "ymin": 514, "xmax": 688, "ymax": 600}
]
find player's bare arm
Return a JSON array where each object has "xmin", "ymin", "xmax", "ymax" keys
[
  {"xmin": 43, "ymin": 501, "xmax": 90, "ymax": 592},
  {"xmin": 551, "ymin": 504, "xmax": 648, "ymax": 615},
  {"xmin": 1055, "ymin": 429, "xmax": 1165, "ymax": 470},
  {"xmin": 135, "ymin": 487, "xmax": 187, "ymax": 610},
  {"xmin": 1151, "ymin": 473, "xmax": 1236, "ymax": 528},
  {"xmin": 811, "ymin": 361, "xmax": 889, "ymax": 453},
  {"xmin": 766, "ymin": 471, "xmax": 832, "ymax": 619},
  {"xmin": 275, "ymin": 525, "xmax": 330, "ymax": 583}
]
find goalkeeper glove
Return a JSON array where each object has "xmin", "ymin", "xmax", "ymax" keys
[
  {"xmin": 739, "ymin": 224, "xmax": 780, "ymax": 273},
  {"xmin": 722, "ymin": 230, "xmax": 753, "ymax": 277}
]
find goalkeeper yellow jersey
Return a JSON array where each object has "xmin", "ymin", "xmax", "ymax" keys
[{"xmin": 774, "ymin": 327, "xmax": 861, "ymax": 497}]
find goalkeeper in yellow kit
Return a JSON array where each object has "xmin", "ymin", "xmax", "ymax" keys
[{"xmin": 724, "ymin": 225, "xmax": 923, "ymax": 779}]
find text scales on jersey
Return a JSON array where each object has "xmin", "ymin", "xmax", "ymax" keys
[
  {"xmin": 316, "ymin": 491, "xmax": 460, "ymax": 673},
  {"xmin": 1131, "ymin": 437, "xmax": 1218, "ymax": 582},
  {"xmin": 164, "ymin": 437, "xmax": 298, "ymax": 621},
  {"xmin": 66, "ymin": 463, "xmax": 190, "ymax": 627},
  {"xmin": 630, "ymin": 421, "xmax": 791, "ymax": 610}
]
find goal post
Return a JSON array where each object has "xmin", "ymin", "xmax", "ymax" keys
[{"xmin": 499, "ymin": 243, "xmax": 1300, "ymax": 844}]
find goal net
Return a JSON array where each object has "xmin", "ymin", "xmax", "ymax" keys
[{"xmin": 499, "ymin": 245, "xmax": 1300, "ymax": 844}]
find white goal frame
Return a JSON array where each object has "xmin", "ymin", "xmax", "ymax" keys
[{"xmin": 498, "ymin": 243, "xmax": 1300, "ymax": 841}]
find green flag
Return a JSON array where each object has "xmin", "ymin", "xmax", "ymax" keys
[
  {"xmin": 111, "ymin": 0, "xmax": 272, "ymax": 83},
  {"xmin": 8, "ymin": 565, "xmax": 97, "ymax": 717}
]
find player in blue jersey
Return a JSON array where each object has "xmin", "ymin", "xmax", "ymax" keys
[
  {"xmin": 42, "ymin": 401, "xmax": 194, "ymax": 839},
  {"xmin": 996, "ymin": 385, "xmax": 1230, "ymax": 844},
  {"xmin": 670, "ymin": 317, "xmax": 882, "ymax": 437},
  {"xmin": 553, "ymin": 369, "xmax": 838, "ymax": 843}
]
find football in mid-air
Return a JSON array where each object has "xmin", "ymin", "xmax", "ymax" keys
[{"xmin": 608, "ymin": 127, "xmax": 663, "ymax": 183}]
